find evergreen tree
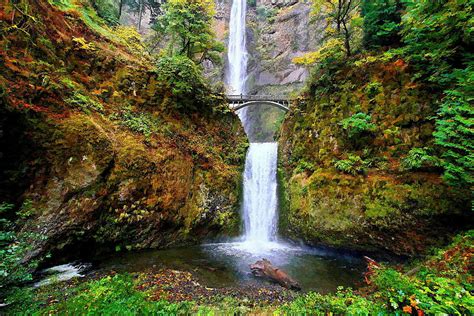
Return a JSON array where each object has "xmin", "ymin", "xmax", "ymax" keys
[{"xmin": 361, "ymin": 0, "xmax": 402, "ymax": 49}]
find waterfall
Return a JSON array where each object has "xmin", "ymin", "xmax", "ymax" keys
[
  {"xmin": 227, "ymin": 0, "xmax": 249, "ymax": 128},
  {"xmin": 226, "ymin": 0, "xmax": 281, "ymax": 252},
  {"xmin": 227, "ymin": 0, "xmax": 248, "ymax": 95},
  {"xmin": 242, "ymin": 143, "xmax": 279, "ymax": 243}
]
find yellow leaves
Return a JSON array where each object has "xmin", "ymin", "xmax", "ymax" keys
[
  {"xmin": 167, "ymin": 0, "xmax": 216, "ymax": 16},
  {"xmin": 72, "ymin": 37, "xmax": 95, "ymax": 51},
  {"xmin": 292, "ymin": 38, "xmax": 345, "ymax": 66}
]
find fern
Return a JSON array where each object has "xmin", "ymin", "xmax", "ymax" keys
[{"xmin": 433, "ymin": 68, "xmax": 474, "ymax": 187}]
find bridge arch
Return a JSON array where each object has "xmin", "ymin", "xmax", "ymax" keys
[{"xmin": 229, "ymin": 100, "xmax": 290, "ymax": 112}]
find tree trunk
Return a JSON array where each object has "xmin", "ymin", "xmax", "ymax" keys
[
  {"xmin": 118, "ymin": 0, "xmax": 124, "ymax": 20},
  {"xmin": 250, "ymin": 259, "xmax": 301, "ymax": 290},
  {"xmin": 137, "ymin": 0, "xmax": 143, "ymax": 31},
  {"xmin": 342, "ymin": 20, "xmax": 351, "ymax": 57}
]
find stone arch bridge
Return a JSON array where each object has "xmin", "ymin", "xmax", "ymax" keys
[{"xmin": 227, "ymin": 95, "xmax": 290, "ymax": 112}]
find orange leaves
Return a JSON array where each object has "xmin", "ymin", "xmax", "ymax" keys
[{"xmin": 402, "ymin": 305, "xmax": 412, "ymax": 314}]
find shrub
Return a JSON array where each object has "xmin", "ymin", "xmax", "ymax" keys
[
  {"xmin": 341, "ymin": 112, "xmax": 376, "ymax": 139},
  {"xmin": 277, "ymin": 288, "xmax": 383, "ymax": 314},
  {"xmin": 400, "ymin": 147, "xmax": 441, "ymax": 171},
  {"xmin": 334, "ymin": 154, "xmax": 367, "ymax": 175},
  {"xmin": 22, "ymin": 274, "xmax": 194, "ymax": 315},
  {"xmin": 0, "ymin": 203, "xmax": 44, "ymax": 291},
  {"xmin": 294, "ymin": 160, "xmax": 315, "ymax": 174},
  {"xmin": 110, "ymin": 107, "xmax": 158, "ymax": 137},
  {"xmin": 65, "ymin": 91, "xmax": 104, "ymax": 113},
  {"xmin": 433, "ymin": 67, "xmax": 474, "ymax": 187},
  {"xmin": 361, "ymin": 0, "xmax": 402, "ymax": 49},
  {"xmin": 365, "ymin": 80, "xmax": 382, "ymax": 99},
  {"xmin": 92, "ymin": 0, "xmax": 119, "ymax": 25},
  {"xmin": 400, "ymin": 1, "xmax": 472, "ymax": 86},
  {"xmin": 156, "ymin": 55, "xmax": 215, "ymax": 111},
  {"xmin": 373, "ymin": 269, "xmax": 473, "ymax": 314}
]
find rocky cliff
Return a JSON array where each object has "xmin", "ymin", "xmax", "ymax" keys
[
  {"xmin": 246, "ymin": 0, "xmax": 322, "ymax": 95},
  {"xmin": 278, "ymin": 58, "xmax": 471, "ymax": 257},
  {"xmin": 0, "ymin": 0, "xmax": 247, "ymax": 262}
]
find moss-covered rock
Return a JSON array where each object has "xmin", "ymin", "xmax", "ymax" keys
[
  {"xmin": 0, "ymin": 0, "xmax": 247, "ymax": 262},
  {"xmin": 279, "ymin": 57, "xmax": 471, "ymax": 256}
]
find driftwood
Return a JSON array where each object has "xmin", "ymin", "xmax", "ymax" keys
[{"xmin": 250, "ymin": 259, "xmax": 301, "ymax": 290}]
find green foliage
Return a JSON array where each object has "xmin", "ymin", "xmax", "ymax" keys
[
  {"xmin": 364, "ymin": 80, "xmax": 382, "ymax": 99},
  {"xmin": 65, "ymin": 91, "xmax": 104, "ymax": 114},
  {"xmin": 361, "ymin": 0, "xmax": 402, "ymax": 48},
  {"xmin": 341, "ymin": 112, "xmax": 376, "ymax": 139},
  {"xmin": 16, "ymin": 199, "xmax": 36, "ymax": 219},
  {"xmin": 373, "ymin": 268, "xmax": 473, "ymax": 314},
  {"xmin": 156, "ymin": 55, "xmax": 218, "ymax": 111},
  {"xmin": 0, "ymin": 203, "xmax": 43, "ymax": 291},
  {"xmin": 256, "ymin": 5, "xmax": 278, "ymax": 22},
  {"xmin": 110, "ymin": 107, "xmax": 158, "ymax": 137},
  {"xmin": 154, "ymin": 0, "xmax": 224, "ymax": 64},
  {"xmin": 294, "ymin": 160, "xmax": 315, "ymax": 174},
  {"xmin": 9, "ymin": 274, "xmax": 194, "ymax": 315},
  {"xmin": 433, "ymin": 67, "xmax": 474, "ymax": 187},
  {"xmin": 247, "ymin": 0, "xmax": 257, "ymax": 8},
  {"xmin": 400, "ymin": 0, "xmax": 473, "ymax": 85},
  {"xmin": 400, "ymin": 147, "xmax": 441, "ymax": 171},
  {"xmin": 92, "ymin": 0, "xmax": 119, "ymax": 25},
  {"xmin": 278, "ymin": 288, "xmax": 383, "ymax": 314},
  {"xmin": 334, "ymin": 154, "xmax": 366, "ymax": 175}
]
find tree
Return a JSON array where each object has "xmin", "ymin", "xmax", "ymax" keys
[
  {"xmin": 400, "ymin": 0, "xmax": 473, "ymax": 85},
  {"xmin": 153, "ymin": 0, "xmax": 224, "ymax": 64},
  {"xmin": 312, "ymin": 0, "xmax": 362, "ymax": 57},
  {"xmin": 124, "ymin": 0, "xmax": 165, "ymax": 29},
  {"xmin": 361, "ymin": 0, "xmax": 402, "ymax": 49}
]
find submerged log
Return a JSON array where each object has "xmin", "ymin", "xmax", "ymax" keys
[{"xmin": 250, "ymin": 259, "xmax": 301, "ymax": 290}]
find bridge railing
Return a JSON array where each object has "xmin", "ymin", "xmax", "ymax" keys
[{"xmin": 226, "ymin": 94, "xmax": 289, "ymax": 102}]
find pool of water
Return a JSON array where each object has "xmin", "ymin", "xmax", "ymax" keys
[{"xmin": 90, "ymin": 241, "xmax": 366, "ymax": 293}]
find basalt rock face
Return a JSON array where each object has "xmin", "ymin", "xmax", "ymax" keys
[
  {"xmin": 219, "ymin": 0, "xmax": 322, "ymax": 142},
  {"xmin": 0, "ymin": 0, "xmax": 247, "ymax": 262},
  {"xmin": 246, "ymin": 0, "xmax": 322, "ymax": 95}
]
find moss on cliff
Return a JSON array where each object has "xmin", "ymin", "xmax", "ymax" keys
[
  {"xmin": 279, "ymin": 56, "xmax": 471, "ymax": 256},
  {"xmin": 0, "ymin": 0, "xmax": 247, "ymax": 261}
]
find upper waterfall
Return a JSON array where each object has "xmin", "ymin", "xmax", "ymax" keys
[{"xmin": 227, "ymin": 0, "xmax": 248, "ymax": 95}]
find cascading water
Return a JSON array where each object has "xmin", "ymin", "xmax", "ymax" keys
[
  {"xmin": 227, "ymin": 0, "xmax": 250, "ymax": 130},
  {"xmin": 227, "ymin": 0, "xmax": 248, "ymax": 94},
  {"xmin": 242, "ymin": 143, "xmax": 279, "ymax": 244},
  {"xmin": 226, "ymin": 0, "xmax": 282, "ymax": 253}
]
